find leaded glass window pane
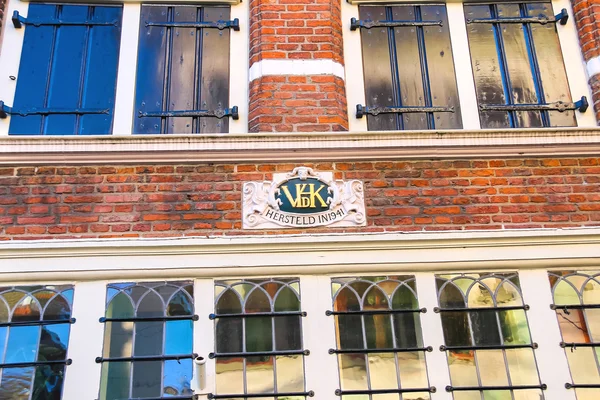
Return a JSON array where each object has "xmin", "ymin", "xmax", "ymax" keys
[
  {"xmin": 213, "ymin": 278, "xmax": 308, "ymax": 399},
  {"xmin": 549, "ymin": 271, "xmax": 600, "ymax": 399},
  {"xmin": 436, "ymin": 273, "xmax": 544, "ymax": 398},
  {"xmin": 0, "ymin": 285, "xmax": 74, "ymax": 399},
  {"xmin": 331, "ymin": 276, "xmax": 432, "ymax": 399},
  {"xmin": 98, "ymin": 281, "xmax": 194, "ymax": 400}
]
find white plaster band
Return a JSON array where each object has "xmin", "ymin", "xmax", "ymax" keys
[
  {"xmin": 249, "ymin": 59, "xmax": 345, "ymax": 82},
  {"xmin": 587, "ymin": 55, "xmax": 600, "ymax": 80}
]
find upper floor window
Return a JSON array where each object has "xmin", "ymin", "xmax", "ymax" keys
[
  {"xmin": 0, "ymin": 2, "xmax": 238, "ymax": 135},
  {"xmin": 465, "ymin": 1, "xmax": 579, "ymax": 128},
  {"xmin": 97, "ymin": 281, "xmax": 195, "ymax": 400},
  {"xmin": 549, "ymin": 270, "xmax": 600, "ymax": 399},
  {"xmin": 213, "ymin": 278, "xmax": 310, "ymax": 399},
  {"xmin": 436, "ymin": 273, "xmax": 545, "ymax": 399},
  {"xmin": 7, "ymin": 4, "xmax": 122, "ymax": 135},
  {"xmin": 0, "ymin": 285, "xmax": 74, "ymax": 399},
  {"xmin": 134, "ymin": 5, "xmax": 233, "ymax": 134},
  {"xmin": 355, "ymin": 4, "xmax": 462, "ymax": 130},
  {"xmin": 330, "ymin": 276, "xmax": 434, "ymax": 399}
]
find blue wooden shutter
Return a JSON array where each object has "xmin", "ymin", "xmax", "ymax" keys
[
  {"xmin": 134, "ymin": 5, "xmax": 233, "ymax": 134},
  {"xmin": 9, "ymin": 4, "xmax": 122, "ymax": 135}
]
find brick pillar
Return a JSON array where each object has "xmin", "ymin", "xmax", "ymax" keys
[
  {"xmin": 572, "ymin": 0, "xmax": 600, "ymax": 123},
  {"xmin": 248, "ymin": 0, "xmax": 348, "ymax": 132}
]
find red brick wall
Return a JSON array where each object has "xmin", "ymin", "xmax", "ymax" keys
[
  {"xmin": 248, "ymin": 0, "xmax": 348, "ymax": 132},
  {"xmin": 572, "ymin": 0, "xmax": 600, "ymax": 122},
  {"xmin": 249, "ymin": 75, "xmax": 348, "ymax": 132},
  {"xmin": 1, "ymin": 157, "xmax": 599, "ymax": 240}
]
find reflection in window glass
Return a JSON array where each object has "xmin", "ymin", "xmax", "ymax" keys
[
  {"xmin": 549, "ymin": 271, "xmax": 600, "ymax": 400},
  {"xmin": 0, "ymin": 285, "xmax": 74, "ymax": 399},
  {"xmin": 98, "ymin": 281, "xmax": 194, "ymax": 400},
  {"xmin": 436, "ymin": 273, "xmax": 544, "ymax": 398},
  {"xmin": 357, "ymin": 4, "xmax": 462, "ymax": 131},
  {"xmin": 331, "ymin": 276, "xmax": 432, "ymax": 399},
  {"xmin": 214, "ymin": 278, "xmax": 307, "ymax": 398},
  {"xmin": 464, "ymin": 2, "xmax": 577, "ymax": 128}
]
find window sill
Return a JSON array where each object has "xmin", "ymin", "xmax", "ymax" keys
[{"xmin": 0, "ymin": 127, "xmax": 599, "ymax": 165}]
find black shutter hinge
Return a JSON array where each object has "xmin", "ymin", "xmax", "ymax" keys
[
  {"xmin": 0, "ymin": 101, "xmax": 109, "ymax": 118},
  {"xmin": 467, "ymin": 8, "xmax": 568, "ymax": 26},
  {"xmin": 145, "ymin": 18, "xmax": 240, "ymax": 31},
  {"xmin": 356, "ymin": 104, "xmax": 455, "ymax": 118},
  {"xmin": 138, "ymin": 106, "xmax": 239, "ymax": 120},
  {"xmin": 12, "ymin": 10, "xmax": 118, "ymax": 29},
  {"xmin": 479, "ymin": 96, "xmax": 588, "ymax": 114},
  {"xmin": 350, "ymin": 17, "xmax": 442, "ymax": 31}
]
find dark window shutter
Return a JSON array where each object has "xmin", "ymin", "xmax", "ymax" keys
[
  {"xmin": 134, "ymin": 5, "xmax": 231, "ymax": 134},
  {"xmin": 9, "ymin": 4, "xmax": 122, "ymax": 135},
  {"xmin": 358, "ymin": 4, "xmax": 462, "ymax": 131}
]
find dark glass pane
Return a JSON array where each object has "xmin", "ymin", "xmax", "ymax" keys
[
  {"xmin": 274, "ymin": 287, "xmax": 300, "ymax": 312},
  {"xmin": 134, "ymin": 321, "xmax": 163, "ymax": 357},
  {"xmin": 164, "ymin": 359, "xmax": 193, "ymax": 396},
  {"xmin": 216, "ymin": 290, "xmax": 242, "ymax": 353},
  {"xmin": 137, "ymin": 291, "xmax": 164, "ymax": 318},
  {"xmin": 470, "ymin": 310, "xmax": 501, "ymax": 346},
  {"xmin": 0, "ymin": 327, "xmax": 7, "ymax": 361},
  {"xmin": 33, "ymin": 291, "xmax": 56, "ymax": 309},
  {"xmin": 165, "ymin": 320, "xmax": 192, "ymax": 355},
  {"xmin": 216, "ymin": 289, "xmax": 242, "ymax": 314},
  {"xmin": 439, "ymin": 283, "xmax": 471, "ymax": 346},
  {"xmin": 5, "ymin": 326, "xmax": 40, "ymax": 363},
  {"xmin": 131, "ymin": 360, "xmax": 162, "ymax": 398},
  {"xmin": 106, "ymin": 292, "xmax": 134, "ymax": 319},
  {"xmin": 43, "ymin": 296, "xmax": 71, "ymax": 321},
  {"xmin": 0, "ymin": 366, "xmax": 35, "ymax": 398},
  {"xmin": 156, "ymin": 284, "xmax": 179, "ymax": 306},
  {"xmin": 334, "ymin": 287, "xmax": 363, "ymax": 349},
  {"xmin": 392, "ymin": 285, "xmax": 421, "ymax": 348},
  {"xmin": 275, "ymin": 316, "xmax": 301, "ymax": 351},
  {"xmin": 38, "ymin": 324, "xmax": 69, "ymax": 362},
  {"xmin": 246, "ymin": 316, "xmax": 272, "ymax": 353},
  {"xmin": 167, "ymin": 290, "xmax": 193, "ymax": 316},
  {"xmin": 32, "ymin": 364, "xmax": 65, "ymax": 400}
]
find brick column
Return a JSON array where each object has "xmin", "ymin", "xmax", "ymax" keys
[
  {"xmin": 572, "ymin": 0, "xmax": 600, "ymax": 123},
  {"xmin": 248, "ymin": 0, "xmax": 348, "ymax": 132}
]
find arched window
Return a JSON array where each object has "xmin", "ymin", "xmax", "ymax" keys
[
  {"xmin": 330, "ymin": 276, "xmax": 433, "ymax": 399},
  {"xmin": 549, "ymin": 270, "xmax": 600, "ymax": 399},
  {"xmin": 0, "ymin": 285, "xmax": 74, "ymax": 399},
  {"xmin": 436, "ymin": 273, "xmax": 543, "ymax": 399},
  {"xmin": 212, "ymin": 278, "xmax": 310, "ymax": 399},
  {"xmin": 97, "ymin": 281, "xmax": 195, "ymax": 400}
]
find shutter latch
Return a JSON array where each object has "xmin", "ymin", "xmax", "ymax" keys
[
  {"xmin": 144, "ymin": 18, "xmax": 240, "ymax": 31},
  {"xmin": 138, "ymin": 106, "xmax": 239, "ymax": 120}
]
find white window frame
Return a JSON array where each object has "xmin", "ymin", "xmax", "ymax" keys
[
  {"xmin": 342, "ymin": 0, "xmax": 597, "ymax": 131},
  {"xmin": 0, "ymin": 228, "xmax": 598, "ymax": 399},
  {"xmin": 0, "ymin": 0, "xmax": 248, "ymax": 136}
]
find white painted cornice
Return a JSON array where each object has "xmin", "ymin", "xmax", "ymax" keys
[
  {"xmin": 1, "ymin": 128, "xmax": 600, "ymax": 165},
  {"xmin": 0, "ymin": 228, "xmax": 599, "ymax": 281}
]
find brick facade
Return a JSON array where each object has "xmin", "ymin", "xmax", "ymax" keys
[
  {"xmin": 248, "ymin": 0, "xmax": 348, "ymax": 132},
  {"xmin": 572, "ymin": 0, "xmax": 600, "ymax": 122},
  {"xmin": 1, "ymin": 157, "xmax": 599, "ymax": 240},
  {"xmin": 248, "ymin": 75, "xmax": 348, "ymax": 132}
]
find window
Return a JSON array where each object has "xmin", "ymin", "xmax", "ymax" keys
[
  {"xmin": 213, "ymin": 278, "xmax": 310, "ymax": 399},
  {"xmin": 6, "ymin": 4, "xmax": 122, "ymax": 135},
  {"xmin": 549, "ymin": 270, "xmax": 600, "ymax": 400},
  {"xmin": 329, "ymin": 276, "xmax": 434, "ymax": 398},
  {"xmin": 355, "ymin": 4, "xmax": 462, "ymax": 130},
  {"xmin": 97, "ymin": 281, "xmax": 195, "ymax": 400},
  {"xmin": 349, "ymin": 0, "xmax": 591, "ymax": 131},
  {"xmin": 465, "ymin": 1, "xmax": 581, "ymax": 128},
  {"xmin": 0, "ymin": 285, "xmax": 74, "ymax": 399},
  {"xmin": 134, "ymin": 5, "xmax": 234, "ymax": 134},
  {"xmin": 436, "ymin": 273, "xmax": 545, "ymax": 399}
]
